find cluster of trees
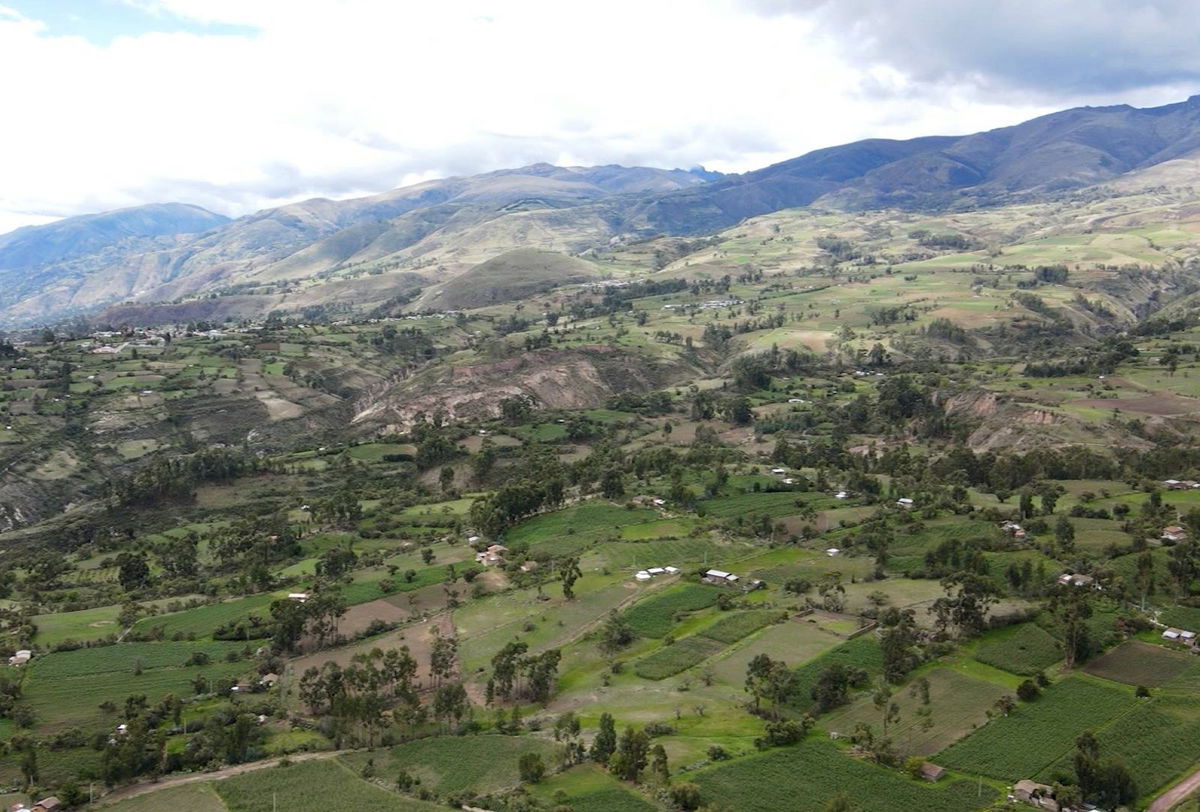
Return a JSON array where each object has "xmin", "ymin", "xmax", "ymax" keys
[
  {"xmin": 485, "ymin": 642, "xmax": 562, "ymax": 704},
  {"xmin": 269, "ymin": 592, "xmax": 347, "ymax": 652},
  {"xmin": 108, "ymin": 449, "xmax": 256, "ymax": 507},
  {"xmin": 297, "ymin": 646, "xmax": 445, "ymax": 745}
]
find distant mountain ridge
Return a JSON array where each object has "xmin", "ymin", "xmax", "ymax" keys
[{"xmin": 6, "ymin": 94, "xmax": 1200, "ymax": 325}]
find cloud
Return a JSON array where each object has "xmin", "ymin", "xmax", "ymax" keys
[
  {"xmin": 0, "ymin": 0, "xmax": 1185, "ymax": 233},
  {"xmin": 742, "ymin": 0, "xmax": 1200, "ymax": 97}
]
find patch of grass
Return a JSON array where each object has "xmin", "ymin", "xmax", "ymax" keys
[
  {"xmin": 1082, "ymin": 640, "xmax": 1193, "ymax": 687},
  {"xmin": 622, "ymin": 584, "xmax": 722, "ymax": 638},
  {"xmin": 529, "ymin": 764, "xmax": 658, "ymax": 812},
  {"xmin": 635, "ymin": 635, "xmax": 725, "ymax": 680},
  {"xmin": 972, "ymin": 623, "xmax": 1062, "ymax": 676},
  {"xmin": 936, "ymin": 676, "xmax": 1135, "ymax": 781},
  {"xmin": 692, "ymin": 738, "xmax": 997, "ymax": 812},
  {"xmin": 131, "ymin": 594, "xmax": 278, "ymax": 639}
]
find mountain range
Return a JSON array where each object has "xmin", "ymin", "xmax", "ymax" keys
[{"xmin": 7, "ymin": 94, "xmax": 1200, "ymax": 327}]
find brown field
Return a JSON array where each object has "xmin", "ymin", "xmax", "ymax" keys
[
  {"xmin": 337, "ymin": 597, "xmax": 413, "ymax": 637},
  {"xmin": 1082, "ymin": 640, "xmax": 1194, "ymax": 687}
]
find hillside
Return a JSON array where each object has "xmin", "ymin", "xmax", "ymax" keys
[{"xmin": 416, "ymin": 249, "xmax": 601, "ymax": 311}]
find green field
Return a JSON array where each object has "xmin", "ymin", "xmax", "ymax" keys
[
  {"xmin": 790, "ymin": 635, "xmax": 884, "ymax": 714},
  {"xmin": 132, "ymin": 594, "xmax": 278, "ymax": 639},
  {"xmin": 103, "ymin": 783, "xmax": 228, "ymax": 812},
  {"xmin": 635, "ymin": 635, "xmax": 725, "ymax": 680},
  {"xmin": 213, "ymin": 759, "xmax": 441, "ymax": 811},
  {"xmin": 1082, "ymin": 640, "xmax": 1194, "ymax": 686},
  {"xmin": 33, "ymin": 641, "xmax": 248, "ymax": 679},
  {"xmin": 825, "ymin": 667, "xmax": 1009, "ymax": 756},
  {"xmin": 692, "ymin": 738, "xmax": 997, "ymax": 811},
  {"xmin": 972, "ymin": 622, "xmax": 1062, "ymax": 676},
  {"xmin": 529, "ymin": 764, "xmax": 659, "ymax": 812},
  {"xmin": 339, "ymin": 734, "xmax": 559, "ymax": 797},
  {"xmin": 698, "ymin": 610, "xmax": 779, "ymax": 644},
  {"xmin": 936, "ymin": 676, "xmax": 1135, "ymax": 780},
  {"xmin": 622, "ymin": 584, "xmax": 723, "ymax": 638}
]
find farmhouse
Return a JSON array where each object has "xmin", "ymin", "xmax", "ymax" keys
[
  {"xmin": 635, "ymin": 571, "xmax": 652, "ymax": 582},
  {"xmin": 703, "ymin": 569, "xmax": 740, "ymax": 587},
  {"xmin": 475, "ymin": 544, "xmax": 508, "ymax": 566},
  {"xmin": 1012, "ymin": 780, "xmax": 1058, "ymax": 810},
  {"xmin": 999, "ymin": 520, "xmax": 1028, "ymax": 540},
  {"xmin": 835, "ymin": 490, "xmax": 848, "ymax": 499},
  {"xmin": 30, "ymin": 798, "xmax": 61, "ymax": 812},
  {"xmin": 1162, "ymin": 479, "xmax": 1200, "ymax": 490},
  {"xmin": 8, "ymin": 649, "xmax": 31, "ymax": 666},
  {"xmin": 1162, "ymin": 627, "xmax": 1196, "ymax": 642},
  {"xmin": 287, "ymin": 592, "xmax": 310, "ymax": 603},
  {"xmin": 1056, "ymin": 573, "xmax": 1096, "ymax": 588},
  {"xmin": 919, "ymin": 762, "xmax": 946, "ymax": 782},
  {"xmin": 896, "ymin": 497, "xmax": 915, "ymax": 509},
  {"xmin": 259, "ymin": 673, "xmax": 280, "ymax": 688},
  {"xmin": 1162, "ymin": 525, "xmax": 1188, "ymax": 542}
]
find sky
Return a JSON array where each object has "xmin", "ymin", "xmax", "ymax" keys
[{"xmin": 1, "ymin": 0, "xmax": 1198, "ymax": 235}]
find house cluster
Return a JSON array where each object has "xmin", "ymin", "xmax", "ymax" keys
[
  {"xmin": 7, "ymin": 649, "xmax": 31, "ymax": 666},
  {"xmin": 475, "ymin": 544, "xmax": 508, "ymax": 566},
  {"xmin": 703, "ymin": 569, "xmax": 740, "ymax": 587},
  {"xmin": 999, "ymin": 520, "xmax": 1028, "ymax": 540},
  {"xmin": 770, "ymin": 467, "xmax": 798, "ymax": 485},
  {"xmin": 9, "ymin": 796, "xmax": 60, "ymax": 812},
  {"xmin": 1056, "ymin": 572, "xmax": 1097, "ymax": 589},
  {"xmin": 1162, "ymin": 525, "xmax": 1188, "ymax": 543},
  {"xmin": 634, "ymin": 565, "xmax": 679, "ymax": 582},
  {"xmin": 1162, "ymin": 479, "xmax": 1200, "ymax": 490},
  {"xmin": 1161, "ymin": 627, "xmax": 1198, "ymax": 646}
]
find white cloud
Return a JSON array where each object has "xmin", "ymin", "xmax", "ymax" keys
[{"xmin": 0, "ymin": 0, "xmax": 1185, "ymax": 233}]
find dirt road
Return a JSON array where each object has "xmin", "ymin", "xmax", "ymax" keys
[
  {"xmin": 95, "ymin": 750, "xmax": 345, "ymax": 807},
  {"xmin": 1148, "ymin": 766, "xmax": 1200, "ymax": 812}
]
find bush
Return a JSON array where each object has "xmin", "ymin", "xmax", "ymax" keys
[
  {"xmin": 1016, "ymin": 680, "xmax": 1040, "ymax": 702},
  {"xmin": 669, "ymin": 782, "xmax": 703, "ymax": 810},
  {"xmin": 518, "ymin": 752, "xmax": 545, "ymax": 784}
]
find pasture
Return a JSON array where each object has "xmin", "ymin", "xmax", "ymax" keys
[
  {"xmin": 529, "ymin": 764, "xmax": 659, "ymax": 812},
  {"xmin": 213, "ymin": 758, "xmax": 440, "ymax": 811}
]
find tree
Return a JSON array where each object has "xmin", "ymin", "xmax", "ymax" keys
[
  {"xmin": 879, "ymin": 608, "xmax": 919, "ymax": 683},
  {"xmin": 559, "ymin": 556, "xmax": 582, "ymax": 600},
  {"xmin": 669, "ymin": 782, "xmax": 703, "ymax": 810},
  {"xmin": 600, "ymin": 469, "xmax": 625, "ymax": 500},
  {"xmin": 649, "ymin": 743, "xmax": 669, "ymax": 782},
  {"xmin": 811, "ymin": 663, "xmax": 866, "ymax": 713},
  {"xmin": 1054, "ymin": 515, "xmax": 1075, "ymax": 555},
  {"xmin": 590, "ymin": 712, "xmax": 617, "ymax": 763},
  {"xmin": 518, "ymin": 752, "xmax": 545, "ymax": 783},
  {"xmin": 610, "ymin": 725, "xmax": 650, "ymax": 781},
  {"xmin": 599, "ymin": 611, "xmax": 634, "ymax": 657},
  {"xmin": 1048, "ymin": 583, "xmax": 1093, "ymax": 669},
  {"xmin": 439, "ymin": 466, "xmax": 455, "ymax": 494},
  {"xmin": 928, "ymin": 572, "xmax": 998, "ymax": 638},
  {"xmin": 116, "ymin": 552, "xmax": 150, "ymax": 592}
]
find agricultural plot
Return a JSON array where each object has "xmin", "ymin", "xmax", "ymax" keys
[
  {"xmin": 697, "ymin": 610, "xmax": 780, "ymax": 644},
  {"xmin": 622, "ymin": 584, "xmax": 722, "ymax": 638},
  {"xmin": 132, "ymin": 594, "xmax": 278, "ymax": 639},
  {"xmin": 701, "ymin": 490, "xmax": 828, "ymax": 519},
  {"xmin": 692, "ymin": 738, "xmax": 997, "ymax": 812},
  {"xmin": 712, "ymin": 620, "xmax": 839, "ymax": 685},
  {"xmin": 505, "ymin": 503, "xmax": 660, "ymax": 558},
  {"xmin": 104, "ymin": 783, "xmax": 228, "ymax": 812},
  {"xmin": 529, "ymin": 764, "xmax": 659, "ymax": 812},
  {"xmin": 214, "ymin": 758, "xmax": 440, "ymax": 811},
  {"xmin": 972, "ymin": 622, "xmax": 1062, "ymax": 676},
  {"xmin": 1082, "ymin": 640, "xmax": 1194, "ymax": 686},
  {"xmin": 790, "ymin": 635, "xmax": 884, "ymax": 714},
  {"xmin": 1159, "ymin": 605, "xmax": 1200, "ymax": 631},
  {"xmin": 32, "ymin": 604, "xmax": 123, "ymax": 645},
  {"xmin": 593, "ymin": 537, "xmax": 729, "ymax": 570},
  {"xmin": 635, "ymin": 635, "xmax": 725, "ymax": 679},
  {"xmin": 32, "ymin": 641, "xmax": 248, "ymax": 679},
  {"xmin": 340, "ymin": 735, "xmax": 559, "ymax": 797},
  {"xmin": 824, "ymin": 667, "xmax": 1010, "ymax": 756},
  {"xmin": 936, "ymin": 676, "xmax": 1136, "ymax": 780}
]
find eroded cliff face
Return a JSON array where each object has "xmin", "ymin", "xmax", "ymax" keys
[{"xmin": 353, "ymin": 346, "xmax": 698, "ymax": 431}]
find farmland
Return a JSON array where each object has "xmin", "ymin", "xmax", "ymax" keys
[
  {"xmin": 936, "ymin": 676, "xmax": 1137, "ymax": 780},
  {"xmin": 972, "ymin": 622, "xmax": 1062, "ymax": 676},
  {"xmin": 692, "ymin": 738, "xmax": 998, "ymax": 811},
  {"xmin": 621, "ymin": 584, "xmax": 723, "ymax": 638}
]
